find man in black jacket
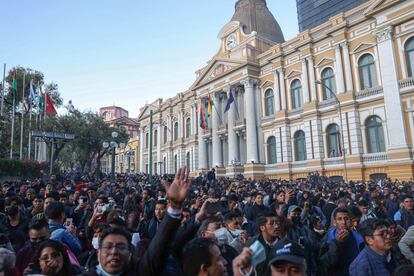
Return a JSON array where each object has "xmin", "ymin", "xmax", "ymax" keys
[
  {"xmin": 81, "ymin": 166, "xmax": 191, "ymax": 276},
  {"xmin": 246, "ymin": 212, "xmax": 279, "ymax": 276}
]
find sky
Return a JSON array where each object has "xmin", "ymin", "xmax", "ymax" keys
[{"xmin": 1, "ymin": 0, "xmax": 298, "ymax": 118}]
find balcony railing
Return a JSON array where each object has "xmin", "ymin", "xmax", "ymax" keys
[
  {"xmin": 324, "ymin": 157, "xmax": 344, "ymax": 166},
  {"xmin": 355, "ymin": 86, "xmax": 383, "ymax": 99},
  {"xmin": 399, "ymin": 77, "xmax": 414, "ymax": 91},
  {"xmin": 362, "ymin": 152, "xmax": 388, "ymax": 163},
  {"xmin": 288, "ymin": 108, "xmax": 303, "ymax": 117}
]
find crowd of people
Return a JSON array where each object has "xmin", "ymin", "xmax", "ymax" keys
[{"xmin": 0, "ymin": 167, "xmax": 414, "ymax": 276}]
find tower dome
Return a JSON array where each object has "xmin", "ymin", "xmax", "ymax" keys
[{"xmin": 231, "ymin": 0, "xmax": 285, "ymax": 43}]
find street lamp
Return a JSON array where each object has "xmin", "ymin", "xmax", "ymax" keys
[
  {"xmin": 103, "ymin": 131, "xmax": 125, "ymax": 182},
  {"xmin": 315, "ymin": 80, "xmax": 348, "ymax": 182}
]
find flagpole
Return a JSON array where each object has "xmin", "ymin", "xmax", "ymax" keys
[
  {"xmin": 0, "ymin": 64, "xmax": 5, "ymax": 117},
  {"xmin": 10, "ymin": 88, "xmax": 16, "ymax": 159},
  {"xmin": 232, "ymin": 89, "xmax": 241, "ymax": 120},
  {"xmin": 28, "ymin": 102, "xmax": 33, "ymax": 161},
  {"xmin": 19, "ymin": 73, "xmax": 26, "ymax": 160},
  {"xmin": 211, "ymin": 93, "xmax": 224, "ymax": 125}
]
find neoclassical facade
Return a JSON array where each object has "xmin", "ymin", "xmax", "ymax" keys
[{"xmin": 138, "ymin": 0, "xmax": 414, "ymax": 181}]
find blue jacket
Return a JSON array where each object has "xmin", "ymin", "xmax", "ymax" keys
[
  {"xmin": 349, "ymin": 246, "xmax": 398, "ymax": 276},
  {"xmin": 49, "ymin": 221, "xmax": 82, "ymax": 255}
]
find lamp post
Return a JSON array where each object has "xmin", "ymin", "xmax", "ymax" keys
[
  {"xmin": 103, "ymin": 131, "xmax": 125, "ymax": 183},
  {"xmin": 316, "ymin": 80, "xmax": 348, "ymax": 182}
]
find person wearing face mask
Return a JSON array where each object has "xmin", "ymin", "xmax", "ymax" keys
[
  {"xmin": 15, "ymin": 219, "xmax": 51, "ymax": 275},
  {"xmin": 308, "ymin": 215, "xmax": 326, "ymax": 276},
  {"xmin": 286, "ymin": 205, "xmax": 316, "ymax": 275},
  {"xmin": 0, "ymin": 196, "xmax": 29, "ymax": 252},
  {"xmin": 78, "ymin": 224, "xmax": 109, "ymax": 272}
]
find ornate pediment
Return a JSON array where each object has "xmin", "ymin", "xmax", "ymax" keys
[
  {"xmin": 363, "ymin": 0, "xmax": 400, "ymax": 16},
  {"xmin": 316, "ymin": 57, "xmax": 335, "ymax": 68},
  {"xmin": 285, "ymin": 69, "xmax": 302, "ymax": 80},
  {"xmin": 191, "ymin": 58, "xmax": 245, "ymax": 89},
  {"xmin": 351, "ymin": 42, "xmax": 376, "ymax": 54}
]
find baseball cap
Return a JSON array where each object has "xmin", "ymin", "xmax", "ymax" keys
[
  {"xmin": 287, "ymin": 205, "xmax": 302, "ymax": 213},
  {"xmin": 268, "ymin": 239, "xmax": 306, "ymax": 268}
]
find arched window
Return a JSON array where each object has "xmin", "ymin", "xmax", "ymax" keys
[
  {"xmin": 290, "ymin": 80, "xmax": 302, "ymax": 109},
  {"xmin": 154, "ymin": 130, "xmax": 157, "ymax": 147},
  {"xmin": 174, "ymin": 155, "xmax": 178, "ymax": 172},
  {"xmin": 366, "ymin": 116, "xmax": 385, "ymax": 153},
  {"xmin": 186, "ymin": 152, "xmax": 190, "ymax": 169},
  {"xmin": 163, "ymin": 126, "xmax": 168, "ymax": 144},
  {"xmin": 267, "ymin": 136, "xmax": 277, "ymax": 164},
  {"xmin": 405, "ymin": 37, "xmax": 414, "ymax": 77},
  {"xmin": 174, "ymin": 122, "xmax": 179, "ymax": 141},
  {"xmin": 321, "ymin": 68, "xmax": 336, "ymax": 100},
  {"xmin": 145, "ymin": 133, "xmax": 149, "ymax": 148},
  {"xmin": 264, "ymin": 89, "xmax": 275, "ymax": 116},
  {"xmin": 358, "ymin": 54, "xmax": 377, "ymax": 90},
  {"xmin": 185, "ymin": 118, "xmax": 191, "ymax": 138},
  {"xmin": 326, "ymin": 124, "xmax": 341, "ymax": 157},
  {"xmin": 294, "ymin": 131, "xmax": 306, "ymax": 161}
]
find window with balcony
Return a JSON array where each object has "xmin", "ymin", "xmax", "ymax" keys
[
  {"xmin": 366, "ymin": 116, "xmax": 385, "ymax": 153},
  {"xmin": 267, "ymin": 136, "xmax": 277, "ymax": 164},
  {"xmin": 294, "ymin": 130, "xmax": 307, "ymax": 161},
  {"xmin": 264, "ymin": 89, "xmax": 275, "ymax": 116},
  {"xmin": 290, "ymin": 79, "xmax": 302, "ymax": 109},
  {"xmin": 358, "ymin": 54, "xmax": 377, "ymax": 90},
  {"xmin": 405, "ymin": 37, "xmax": 414, "ymax": 77},
  {"xmin": 326, "ymin": 124, "xmax": 341, "ymax": 157},
  {"xmin": 321, "ymin": 68, "xmax": 336, "ymax": 100}
]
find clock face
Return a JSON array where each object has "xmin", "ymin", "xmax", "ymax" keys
[{"xmin": 226, "ymin": 34, "xmax": 237, "ymax": 50}]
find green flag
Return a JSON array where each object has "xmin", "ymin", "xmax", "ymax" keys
[{"xmin": 38, "ymin": 92, "xmax": 44, "ymax": 112}]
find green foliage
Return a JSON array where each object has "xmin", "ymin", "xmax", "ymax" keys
[{"xmin": 0, "ymin": 159, "xmax": 47, "ymax": 177}]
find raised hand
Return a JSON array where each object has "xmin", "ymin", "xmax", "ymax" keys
[{"xmin": 163, "ymin": 166, "xmax": 191, "ymax": 209}]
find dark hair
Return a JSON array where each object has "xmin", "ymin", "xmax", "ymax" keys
[
  {"xmin": 45, "ymin": 192, "xmax": 59, "ymax": 201},
  {"xmin": 29, "ymin": 219, "xmax": 50, "ymax": 231},
  {"xmin": 333, "ymin": 207, "xmax": 349, "ymax": 219},
  {"xmin": 33, "ymin": 240, "xmax": 74, "ymax": 276},
  {"xmin": 33, "ymin": 194, "xmax": 44, "ymax": 201},
  {"xmin": 155, "ymin": 199, "xmax": 167, "ymax": 207},
  {"xmin": 198, "ymin": 217, "xmax": 222, "ymax": 237},
  {"xmin": 402, "ymin": 194, "xmax": 413, "ymax": 201},
  {"xmin": 97, "ymin": 195, "xmax": 109, "ymax": 204},
  {"xmin": 99, "ymin": 227, "xmax": 132, "ymax": 251},
  {"xmin": 224, "ymin": 211, "xmax": 241, "ymax": 223},
  {"xmin": 348, "ymin": 206, "xmax": 362, "ymax": 219},
  {"xmin": 256, "ymin": 211, "xmax": 276, "ymax": 228},
  {"xmin": 357, "ymin": 199, "xmax": 369, "ymax": 207},
  {"xmin": 44, "ymin": 202, "xmax": 65, "ymax": 220},
  {"xmin": 182, "ymin": 238, "xmax": 217, "ymax": 276},
  {"xmin": 358, "ymin": 218, "xmax": 389, "ymax": 243},
  {"xmin": 5, "ymin": 196, "xmax": 22, "ymax": 206}
]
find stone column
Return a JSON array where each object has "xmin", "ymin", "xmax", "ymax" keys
[
  {"xmin": 278, "ymin": 69, "xmax": 287, "ymax": 110},
  {"xmin": 301, "ymin": 59, "xmax": 310, "ymax": 104},
  {"xmin": 307, "ymin": 56, "xmax": 317, "ymax": 102},
  {"xmin": 212, "ymin": 93, "xmax": 223, "ymax": 167},
  {"xmin": 273, "ymin": 70, "xmax": 281, "ymax": 112},
  {"xmin": 341, "ymin": 42, "xmax": 353, "ymax": 92},
  {"xmin": 241, "ymin": 78, "xmax": 259, "ymax": 163},
  {"xmin": 375, "ymin": 26, "xmax": 408, "ymax": 149},
  {"xmin": 226, "ymin": 87, "xmax": 238, "ymax": 165},
  {"xmin": 198, "ymin": 109, "xmax": 208, "ymax": 169},
  {"xmin": 280, "ymin": 125, "xmax": 292, "ymax": 163},
  {"xmin": 139, "ymin": 129, "xmax": 144, "ymax": 172},
  {"xmin": 191, "ymin": 104, "xmax": 196, "ymax": 135},
  {"xmin": 179, "ymin": 111, "xmax": 184, "ymax": 138},
  {"xmin": 157, "ymin": 124, "xmax": 162, "ymax": 174},
  {"xmin": 335, "ymin": 45, "xmax": 346, "ymax": 94},
  {"xmin": 167, "ymin": 115, "xmax": 172, "ymax": 142},
  {"xmin": 311, "ymin": 119, "xmax": 324, "ymax": 159}
]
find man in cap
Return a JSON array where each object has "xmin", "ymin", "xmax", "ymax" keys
[{"xmin": 232, "ymin": 239, "xmax": 306, "ymax": 276}]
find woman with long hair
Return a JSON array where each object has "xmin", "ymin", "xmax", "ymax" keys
[{"xmin": 29, "ymin": 240, "xmax": 76, "ymax": 276}]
